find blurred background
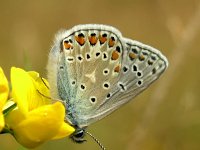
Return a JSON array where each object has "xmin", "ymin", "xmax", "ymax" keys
[{"xmin": 0, "ymin": 0, "xmax": 200, "ymax": 149}]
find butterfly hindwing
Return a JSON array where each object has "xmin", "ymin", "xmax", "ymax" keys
[{"xmin": 87, "ymin": 38, "xmax": 168, "ymax": 123}]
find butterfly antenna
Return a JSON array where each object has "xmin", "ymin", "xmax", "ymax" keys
[
  {"xmin": 38, "ymin": 77, "xmax": 66, "ymax": 106},
  {"xmin": 85, "ymin": 131, "xmax": 106, "ymax": 150},
  {"xmin": 36, "ymin": 77, "xmax": 51, "ymax": 99},
  {"xmin": 37, "ymin": 89, "xmax": 66, "ymax": 106},
  {"xmin": 40, "ymin": 77, "xmax": 49, "ymax": 89},
  {"xmin": 36, "ymin": 89, "xmax": 51, "ymax": 99}
]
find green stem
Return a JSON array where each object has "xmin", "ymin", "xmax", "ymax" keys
[
  {"xmin": 0, "ymin": 126, "xmax": 13, "ymax": 135},
  {"xmin": 3, "ymin": 102, "xmax": 17, "ymax": 116},
  {"xmin": 0, "ymin": 101, "xmax": 17, "ymax": 134}
]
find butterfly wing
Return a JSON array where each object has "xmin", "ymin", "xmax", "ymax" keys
[
  {"xmin": 82, "ymin": 38, "xmax": 168, "ymax": 125},
  {"xmin": 47, "ymin": 24, "xmax": 168, "ymax": 128}
]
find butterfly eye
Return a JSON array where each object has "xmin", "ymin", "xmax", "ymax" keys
[{"xmin": 74, "ymin": 130, "xmax": 84, "ymax": 138}]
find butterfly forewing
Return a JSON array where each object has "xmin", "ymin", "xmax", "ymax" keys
[
  {"xmin": 47, "ymin": 24, "xmax": 168, "ymax": 127},
  {"xmin": 48, "ymin": 25, "xmax": 124, "ymax": 126}
]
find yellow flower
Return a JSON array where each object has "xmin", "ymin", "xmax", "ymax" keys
[
  {"xmin": 5, "ymin": 67, "xmax": 75, "ymax": 148},
  {"xmin": 0, "ymin": 67, "xmax": 9, "ymax": 131}
]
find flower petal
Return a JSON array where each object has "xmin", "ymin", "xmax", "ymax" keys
[
  {"xmin": 0, "ymin": 67, "xmax": 9, "ymax": 107},
  {"xmin": 28, "ymin": 71, "xmax": 51, "ymax": 110},
  {"xmin": 12, "ymin": 102, "xmax": 73, "ymax": 148},
  {"xmin": 11, "ymin": 67, "xmax": 51, "ymax": 115},
  {"xmin": 0, "ymin": 114, "xmax": 4, "ymax": 131},
  {"xmin": 11, "ymin": 67, "xmax": 34, "ymax": 115},
  {"xmin": 5, "ymin": 107, "xmax": 26, "ymax": 130},
  {"xmin": 52, "ymin": 122, "xmax": 75, "ymax": 140},
  {"xmin": 0, "ymin": 67, "xmax": 9, "ymax": 131}
]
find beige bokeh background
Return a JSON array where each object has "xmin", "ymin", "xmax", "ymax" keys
[{"xmin": 1, "ymin": 0, "xmax": 200, "ymax": 149}]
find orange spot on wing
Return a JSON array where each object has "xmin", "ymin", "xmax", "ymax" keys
[
  {"xmin": 114, "ymin": 65, "xmax": 120, "ymax": 73},
  {"xmin": 64, "ymin": 41, "xmax": 73, "ymax": 49},
  {"xmin": 111, "ymin": 50, "xmax": 119, "ymax": 60},
  {"xmin": 108, "ymin": 38, "xmax": 115, "ymax": 47},
  {"xmin": 139, "ymin": 55, "xmax": 145, "ymax": 61},
  {"xmin": 99, "ymin": 35, "xmax": 107, "ymax": 44},
  {"xmin": 75, "ymin": 36, "xmax": 85, "ymax": 46},
  {"xmin": 129, "ymin": 52, "xmax": 137, "ymax": 60},
  {"xmin": 89, "ymin": 36, "xmax": 97, "ymax": 45}
]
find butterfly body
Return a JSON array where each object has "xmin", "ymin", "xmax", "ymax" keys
[{"xmin": 47, "ymin": 24, "xmax": 168, "ymax": 143}]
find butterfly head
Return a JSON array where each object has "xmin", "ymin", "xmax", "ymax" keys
[{"xmin": 70, "ymin": 126, "xmax": 106, "ymax": 149}]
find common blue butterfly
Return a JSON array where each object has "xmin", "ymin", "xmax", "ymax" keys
[{"xmin": 47, "ymin": 24, "xmax": 168, "ymax": 149}]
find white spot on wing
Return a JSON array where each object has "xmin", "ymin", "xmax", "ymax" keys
[{"xmin": 85, "ymin": 70, "xmax": 96, "ymax": 83}]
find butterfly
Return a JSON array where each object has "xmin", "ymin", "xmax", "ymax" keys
[{"xmin": 47, "ymin": 24, "xmax": 168, "ymax": 148}]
